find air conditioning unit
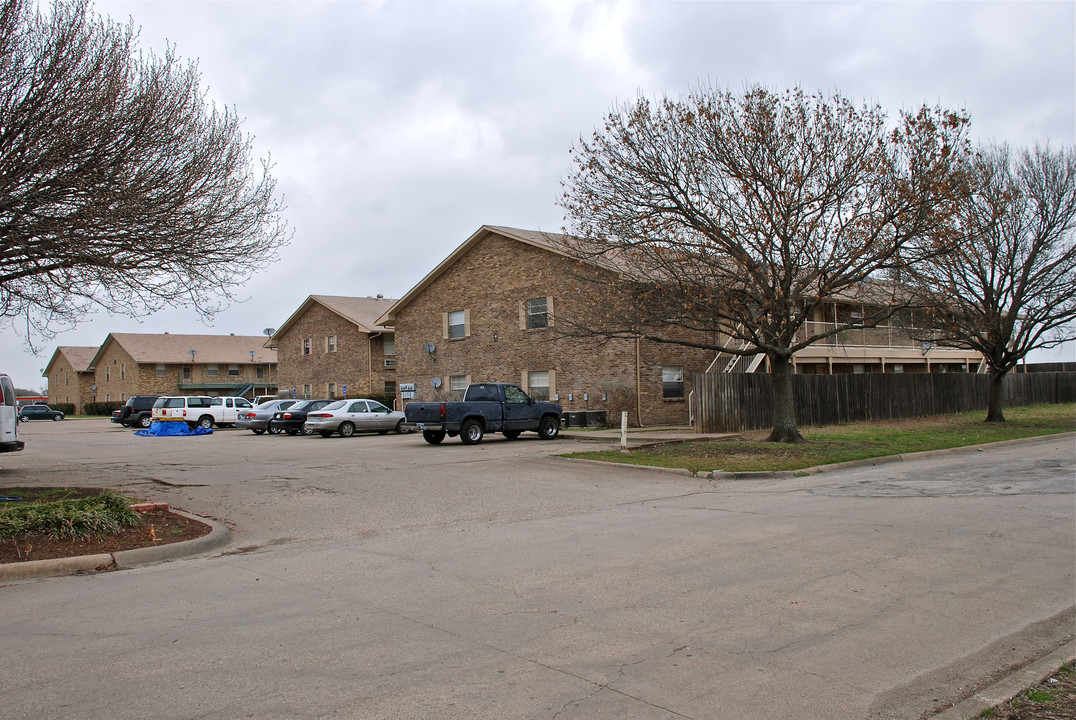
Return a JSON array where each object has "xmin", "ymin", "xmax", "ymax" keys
[{"xmin": 384, "ymin": 358, "xmax": 397, "ymax": 368}]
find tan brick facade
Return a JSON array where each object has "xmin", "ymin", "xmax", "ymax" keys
[
  {"xmin": 270, "ymin": 296, "xmax": 397, "ymax": 402},
  {"xmin": 44, "ymin": 347, "xmax": 96, "ymax": 413},
  {"xmin": 389, "ymin": 230, "xmax": 713, "ymax": 426}
]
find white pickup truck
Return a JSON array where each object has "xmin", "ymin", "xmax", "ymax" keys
[{"xmin": 151, "ymin": 396, "xmax": 254, "ymax": 429}]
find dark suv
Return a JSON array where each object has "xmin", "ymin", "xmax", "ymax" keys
[{"xmin": 111, "ymin": 395, "xmax": 160, "ymax": 428}]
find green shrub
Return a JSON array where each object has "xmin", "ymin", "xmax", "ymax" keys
[
  {"xmin": 50, "ymin": 402, "xmax": 75, "ymax": 415},
  {"xmin": 84, "ymin": 401, "xmax": 122, "ymax": 416},
  {"xmin": 0, "ymin": 490, "xmax": 141, "ymax": 542}
]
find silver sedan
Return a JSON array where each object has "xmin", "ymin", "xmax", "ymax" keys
[
  {"xmin": 303, "ymin": 399, "xmax": 413, "ymax": 437},
  {"xmin": 237, "ymin": 399, "xmax": 299, "ymax": 435}
]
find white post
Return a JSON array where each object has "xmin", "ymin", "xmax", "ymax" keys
[{"xmin": 620, "ymin": 410, "xmax": 628, "ymax": 452}]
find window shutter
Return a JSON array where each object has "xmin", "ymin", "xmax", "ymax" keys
[
  {"xmin": 520, "ymin": 370, "xmax": 528, "ymax": 388},
  {"xmin": 463, "ymin": 309, "xmax": 471, "ymax": 337},
  {"xmin": 547, "ymin": 296, "xmax": 554, "ymax": 327},
  {"xmin": 519, "ymin": 302, "xmax": 526, "ymax": 330},
  {"xmin": 549, "ymin": 369, "xmax": 556, "ymax": 398},
  {"xmin": 442, "ymin": 312, "xmax": 448, "ymax": 340}
]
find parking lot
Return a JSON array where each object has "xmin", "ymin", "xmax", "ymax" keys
[{"xmin": 1, "ymin": 420, "xmax": 1074, "ymax": 719}]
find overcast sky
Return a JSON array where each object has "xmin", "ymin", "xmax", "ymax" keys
[{"xmin": 3, "ymin": 0, "xmax": 1074, "ymax": 390}]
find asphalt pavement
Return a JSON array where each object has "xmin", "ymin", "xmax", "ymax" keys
[{"xmin": 1, "ymin": 420, "xmax": 1073, "ymax": 719}]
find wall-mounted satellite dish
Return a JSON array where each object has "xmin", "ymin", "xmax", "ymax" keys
[
  {"xmin": 424, "ymin": 342, "xmax": 436, "ymax": 354},
  {"xmin": 263, "ymin": 328, "xmax": 275, "ymax": 337},
  {"xmin": 431, "ymin": 377, "xmax": 442, "ymax": 388}
]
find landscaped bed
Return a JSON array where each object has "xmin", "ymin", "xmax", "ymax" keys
[{"xmin": 0, "ymin": 486, "xmax": 211, "ymax": 564}]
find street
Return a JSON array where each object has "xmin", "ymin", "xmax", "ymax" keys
[{"xmin": 1, "ymin": 420, "xmax": 1074, "ymax": 719}]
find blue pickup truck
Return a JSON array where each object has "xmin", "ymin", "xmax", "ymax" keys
[{"xmin": 404, "ymin": 382, "xmax": 563, "ymax": 445}]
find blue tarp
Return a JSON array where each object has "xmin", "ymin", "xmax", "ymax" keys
[{"xmin": 135, "ymin": 421, "xmax": 213, "ymax": 437}]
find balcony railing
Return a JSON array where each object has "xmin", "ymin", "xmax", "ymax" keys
[{"xmin": 795, "ymin": 321, "xmax": 942, "ymax": 350}]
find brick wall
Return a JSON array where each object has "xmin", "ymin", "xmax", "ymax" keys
[
  {"xmin": 46, "ymin": 359, "xmax": 94, "ymax": 413},
  {"xmin": 92, "ymin": 343, "xmax": 141, "ymax": 404},
  {"xmin": 393, "ymin": 231, "xmax": 714, "ymax": 426},
  {"xmin": 274, "ymin": 302, "xmax": 394, "ymax": 399}
]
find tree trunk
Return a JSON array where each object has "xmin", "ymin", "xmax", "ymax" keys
[
  {"xmin": 985, "ymin": 369, "xmax": 1007, "ymax": 422},
  {"xmin": 766, "ymin": 353, "xmax": 804, "ymax": 443}
]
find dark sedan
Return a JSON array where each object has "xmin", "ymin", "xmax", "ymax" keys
[
  {"xmin": 271, "ymin": 399, "xmax": 333, "ymax": 435},
  {"xmin": 18, "ymin": 404, "xmax": 65, "ymax": 421}
]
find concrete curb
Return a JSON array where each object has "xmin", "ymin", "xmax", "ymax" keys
[
  {"xmin": 930, "ymin": 641, "xmax": 1076, "ymax": 720},
  {"xmin": 0, "ymin": 509, "xmax": 231, "ymax": 582}
]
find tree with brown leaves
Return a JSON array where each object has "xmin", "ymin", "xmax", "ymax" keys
[
  {"xmin": 0, "ymin": 0, "xmax": 289, "ymax": 344},
  {"xmin": 557, "ymin": 85, "xmax": 970, "ymax": 442}
]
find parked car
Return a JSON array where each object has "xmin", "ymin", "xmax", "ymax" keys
[
  {"xmin": 237, "ymin": 399, "xmax": 299, "ymax": 435},
  {"xmin": 303, "ymin": 399, "xmax": 413, "ymax": 437},
  {"xmin": 111, "ymin": 395, "xmax": 161, "ymax": 428},
  {"xmin": 271, "ymin": 399, "xmax": 333, "ymax": 435},
  {"xmin": 17, "ymin": 404, "xmax": 65, "ymax": 422},
  {"xmin": 0, "ymin": 373, "xmax": 24, "ymax": 453},
  {"xmin": 405, "ymin": 382, "xmax": 562, "ymax": 445}
]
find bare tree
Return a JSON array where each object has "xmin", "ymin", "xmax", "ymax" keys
[
  {"xmin": 911, "ymin": 144, "xmax": 1076, "ymax": 422},
  {"xmin": 0, "ymin": 0, "xmax": 290, "ymax": 343},
  {"xmin": 557, "ymin": 85, "xmax": 970, "ymax": 442}
]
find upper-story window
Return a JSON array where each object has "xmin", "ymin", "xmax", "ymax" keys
[
  {"xmin": 524, "ymin": 297, "xmax": 549, "ymax": 330},
  {"xmin": 206, "ymin": 365, "xmax": 219, "ymax": 377},
  {"xmin": 445, "ymin": 310, "xmax": 469, "ymax": 340},
  {"xmin": 156, "ymin": 364, "xmax": 166, "ymax": 377},
  {"xmin": 326, "ymin": 336, "xmax": 337, "ymax": 353},
  {"xmin": 383, "ymin": 334, "xmax": 396, "ymax": 356},
  {"xmin": 302, "ymin": 339, "xmax": 312, "ymax": 355},
  {"xmin": 182, "ymin": 366, "xmax": 192, "ymax": 380},
  {"xmin": 228, "ymin": 364, "xmax": 240, "ymax": 377}
]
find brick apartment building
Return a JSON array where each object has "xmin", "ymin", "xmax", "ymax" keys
[
  {"xmin": 47, "ymin": 333, "xmax": 279, "ymax": 409},
  {"xmin": 267, "ymin": 295, "xmax": 398, "ymax": 402},
  {"xmin": 42, "ymin": 346, "xmax": 98, "ymax": 414},
  {"xmin": 377, "ymin": 225, "xmax": 984, "ymax": 426}
]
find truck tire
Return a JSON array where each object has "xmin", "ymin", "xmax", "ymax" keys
[
  {"xmin": 198, "ymin": 416, "xmax": 214, "ymax": 430},
  {"xmin": 139, "ymin": 415, "xmax": 153, "ymax": 429},
  {"xmin": 422, "ymin": 430, "xmax": 445, "ymax": 444},
  {"xmin": 502, "ymin": 430, "xmax": 521, "ymax": 440},
  {"xmin": 460, "ymin": 419, "xmax": 484, "ymax": 445},
  {"xmin": 537, "ymin": 415, "xmax": 560, "ymax": 440}
]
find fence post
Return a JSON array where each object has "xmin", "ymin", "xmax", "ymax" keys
[{"xmin": 620, "ymin": 411, "xmax": 629, "ymax": 453}]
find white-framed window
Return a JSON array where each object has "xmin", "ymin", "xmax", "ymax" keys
[
  {"xmin": 206, "ymin": 365, "xmax": 219, "ymax": 377},
  {"xmin": 256, "ymin": 366, "xmax": 264, "ymax": 379},
  {"xmin": 662, "ymin": 366, "xmax": 684, "ymax": 399},
  {"xmin": 445, "ymin": 310, "xmax": 469, "ymax": 340},
  {"xmin": 156, "ymin": 364, "xmax": 166, "ymax": 377},
  {"xmin": 105, "ymin": 367, "xmax": 110, "ymax": 381},
  {"xmin": 302, "ymin": 339, "xmax": 312, "ymax": 355},
  {"xmin": 526, "ymin": 370, "xmax": 550, "ymax": 401},
  {"xmin": 228, "ymin": 364, "xmax": 240, "ymax": 377},
  {"xmin": 383, "ymin": 334, "xmax": 396, "ymax": 355},
  {"xmin": 328, "ymin": 382, "xmax": 336, "ymax": 398},
  {"xmin": 522, "ymin": 297, "xmax": 551, "ymax": 330},
  {"xmin": 182, "ymin": 366, "xmax": 192, "ymax": 380},
  {"xmin": 120, "ymin": 364, "xmax": 125, "ymax": 380},
  {"xmin": 303, "ymin": 383, "xmax": 311, "ymax": 398},
  {"xmin": 326, "ymin": 336, "xmax": 337, "ymax": 353},
  {"xmin": 449, "ymin": 375, "xmax": 469, "ymax": 392}
]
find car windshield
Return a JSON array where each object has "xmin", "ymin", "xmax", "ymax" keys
[
  {"xmin": 321, "ymin": 400, "xmax": 348, "ymax": 411},
  {"xmin": 290, "ymin": 401, "xmax": 314, "ymax": 411}
]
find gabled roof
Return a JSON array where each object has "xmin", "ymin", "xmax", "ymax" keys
[
  {"xmin": 43, "ymin": 346, "xmax": 98, "ymax": 375},
  {"xmin": 267, "ymin": 295, "xmax": 397, "ymax": 348},
  {"xmin": 88, "ymin": 333, "xmax": 278, "ymax": 368},
  {"xmin": 376, "ymin": 225, "xmax": 577, "ymax": 326}
]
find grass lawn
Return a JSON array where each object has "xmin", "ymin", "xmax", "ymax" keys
[{"xmin": 563, "ymin": 403, "xmax": 1076, "ymax": 474}]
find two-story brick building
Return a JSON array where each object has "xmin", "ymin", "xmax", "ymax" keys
[
  {"xmin": 377, "ymin": 225, "xmax": 984, "ymax": 426},
  {"xmin": 43, "ymin": 346, "xmax": 98, "ymax": 414},
  {"xmin": 267, "ymin": 295, "xmax": 398, "ymax": 401},
  {"xmin": 77, "ymin": 333, "xmax": 278, "ymax": 405}
]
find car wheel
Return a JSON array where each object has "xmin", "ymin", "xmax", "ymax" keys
[
  {"xmin": 268, "ymin": 426, "xmax": 283, "ymax": 435},
  {"xmin": 53, "ymin": 414, "xmax": 63, "ymax": 421},
  {"xmin": 537, "ymin": 415, "xmax": 560, "ymax": 440},
  {"xmin": 301, "ymin": 423, "xmax": 316, "ymax": 436},
  {"xmin": 139, "ymin": 415, "xmax": 153, "ymax": 429},
  {"xmin": 422, "ymin": 430, "xmax": 445, "ymax": 445},
  {"xmin": 285, "ymin": 428, "xmax": 299, "ymax": 436},
  {"xmin": 18, "ymin": 415, "xmax": 28, "ymax": 423},
  {"xmin": 339, "ymin": 422, "xmax": 355, "ymax": 437},
  {"xmin": 198, "ymin": 416, "xmax": 214, "ymax": 430},
  {"xmin": 395, "ymin": 419, "xmax": 411, "ymax": 434},
  {"xmin": 251, "ymin": 428, "xmax": 265, "ymax": 435},
  {"xmin": 460, "ymin": 419, "xmax": 484, "ymax": 445}
]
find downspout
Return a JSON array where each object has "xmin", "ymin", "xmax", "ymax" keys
[{"xmin": 635, "ymin": 336, "xmax": 645, "ymax": 428}]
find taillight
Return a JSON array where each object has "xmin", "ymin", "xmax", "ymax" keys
[
  {"xmin": 439, "ymin": 402, "xmax": 447, "ymax": 420},
  {"xmin": 308, "ymin": 413, "xmax": 332, "ymax": 418},
  {"xmin": 283, "ymin": 412, "xmax": 293, "ymax": 419}
]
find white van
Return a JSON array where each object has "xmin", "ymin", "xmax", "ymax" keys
[{"xmin": 0, "ymin": 373, "xmax": 25, "ymax": 453}]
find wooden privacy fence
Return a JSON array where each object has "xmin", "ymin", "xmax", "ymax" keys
[{"xmin": 691, "ymin": 371, "xmax": 1076, "ymax": 433}]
